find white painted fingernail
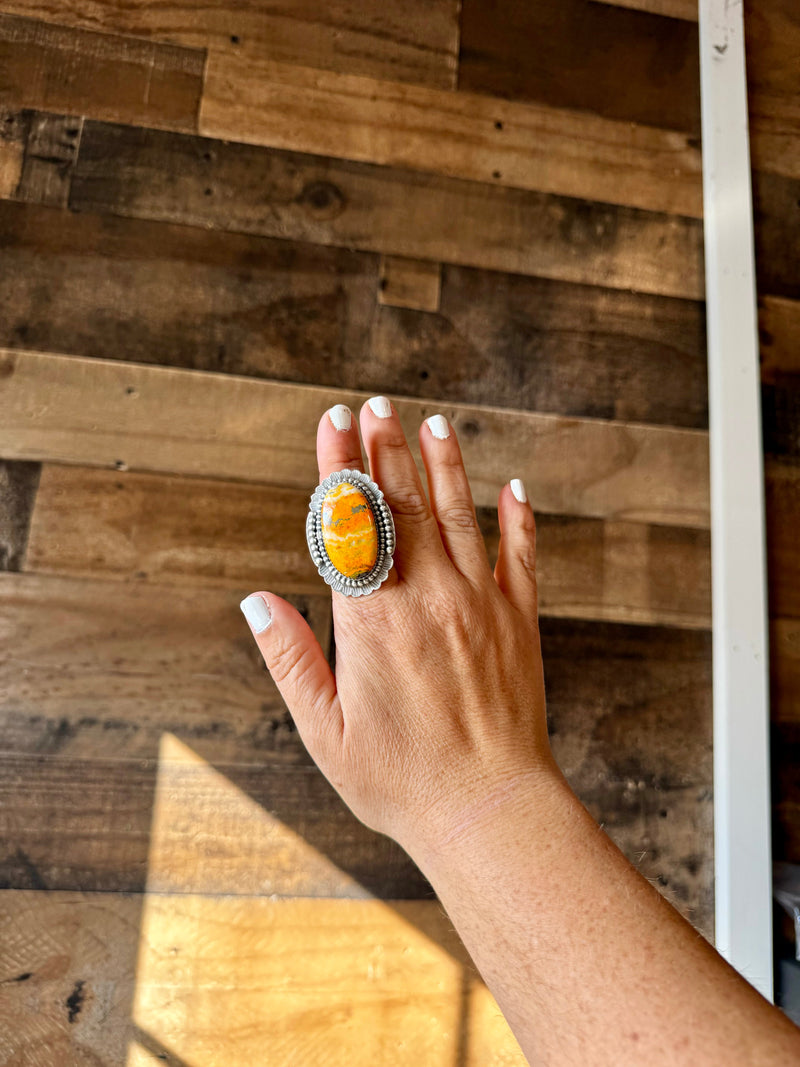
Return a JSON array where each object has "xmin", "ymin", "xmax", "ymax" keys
[
  {"xmin": 426, "ymin": 414, "xmax": 450, "ymax": 440},
  {"xmin": 328, "ymin": 404, "xmax": 352, "ymax": 432},
  {"xmin": 240, "ymin": 594, "xmax": 272, "ymax": 634},
  {"xmin": 368, "ymin": 396, "xmax": 392, "ymax": 419},
  {"xmin": 510, "ymin": 478, "xmax": 527, "ymax": 504}
]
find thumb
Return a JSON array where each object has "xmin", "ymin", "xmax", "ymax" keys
[{"xmin": 240, "ymin": 592, "xmax": 342, "ymax": 759}]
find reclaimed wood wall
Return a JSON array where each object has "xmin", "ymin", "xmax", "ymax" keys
[{"xmin": 0, "ymin": 0, "xmax": 797, "ymax": 1061}]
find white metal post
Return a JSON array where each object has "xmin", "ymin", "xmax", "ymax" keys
[{"xmin": 698, "ymin": 0, "xmax": 773, "ymax": 999}]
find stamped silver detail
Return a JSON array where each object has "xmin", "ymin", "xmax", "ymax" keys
[{"xmin": 306, "ymin": 468, "xmax": 395, "ymax": 597}]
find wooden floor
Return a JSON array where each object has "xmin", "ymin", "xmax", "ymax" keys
[{"xmin": 0, "ymin": 1, "xmax": 798, "ymax": 1062}]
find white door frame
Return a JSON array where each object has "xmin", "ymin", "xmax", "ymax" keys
[{"xmin": 698, "ymin": 0, "xmax": 773, "ymax": 1000}]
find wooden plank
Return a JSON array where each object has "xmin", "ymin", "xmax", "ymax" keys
[
  {"xmin": 772, "ymin": 721, "xmax": 800, "ymax": 863},
  {"xmin": 375, "ymin": 264, "xmax": 709, "ymax": 429},
  {"xmin": 0, "ymin": 891, "xmax": 524, "ymax": 1067},
  {"xmin": 771, "ymin": 619, "xmax": 800, "ymax": 726},
  {"xmin": 0, "ymin": 0, "xmax": 461, "ymax": 90},
  {"xmin": 16, "ymin": 113, "xmax": 81, "ymax": 207},
  {"xmin": 24, "ymin": 465, "xmax": 712, "ymax": 628},
  {"xmin": 68, "ymin": 120, "xmax": 705, "ymax": 300},
  {"xmin": 0, "ymin": 12, "xmax": 204, "ymax": 133},
  {"xmin": 0, "ymin": 199, "xmax": 710, "ymax": 430},
  {"xmin": 379, "ymin": 256, "xmax": 442, "ymax": 312},
  {"xmin": 590, "ymin": 0, "xmax": 697, "ymax": 18},
  {"xmin": 458, "ymin": 0, "xmax": 701, "ymax": 136},
  {"xmin": 0, "ymin": 348, "xmax": 712, "ymax": 527},
  {"xmin": 746, "ymin": 0, "xmax": 800, "ymax": 182},
  {"xmin": 0, "ymin": 572, "xmax": 330, "ymax": 767},
  {"xmin": 200, "ymin": 53, "xmax": 704, "ymax": 218},
  {"xmin": 0, "ymin": 569, "xmax": 714, "ymax": 928},
  {"xmin": 759, "ymin": 295, "xmax": 800, "ymax": 385},
  {"xmin": 0, "ymin": 460, "xmax": 39, "ymax": 572},
  {"xmin": 0, "ymin": 108, "xmax": 25, "ymax": 198},
  {"xmin": 766, "ymin": 463, "xmax": 800, "ymax": 621},
  {"xmin": 752, "ymin": 169, "xmax": 800, "ymax": 302}
]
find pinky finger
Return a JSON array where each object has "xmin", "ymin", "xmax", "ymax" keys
[{"xmin": 494, "ymin": 480, "xmax": 539, "ymax": 624}]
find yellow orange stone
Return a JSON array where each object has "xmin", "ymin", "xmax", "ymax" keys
[{"xmin": 321, "ymin": 481, "xmax": 379, "ymax": 579}]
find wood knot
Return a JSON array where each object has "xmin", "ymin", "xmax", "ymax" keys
[{"xmin": 298, "ymin": 181, "xmax": 347, "ymax": 221}]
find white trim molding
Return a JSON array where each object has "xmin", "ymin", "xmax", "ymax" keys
[{"xmin": 698, "ymin": 0, "xmax": 773, "ymax": 1000}]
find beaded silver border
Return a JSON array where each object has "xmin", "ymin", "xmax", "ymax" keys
[{"xmin": 306, "ymin": 468, "xmax": 395, "ymax": 597}]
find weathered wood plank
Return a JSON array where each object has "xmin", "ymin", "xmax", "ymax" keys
[
  {"xmin": 458, "ymin": 0, "xmax": 701, "ymax": 136},
  {"xmin": 16, "ymin": 112, "xmax": 82, "ymax": 207},
  {"xmin": 0, "ymin": 348, "xmax": 711, "ymax": 527},
  {"xmin": 746, "ymin": 0, "xmax": 800, "ymax": 181},
  {"xmin": 0, "ymin": 0, "xmax": 461, "ymax": 90},
  {"xmin": 0, "ymin": 748, "xmax": 427, "ymax": 898},
  {"xmin": 0, "ymin": 571, "xmax": 329, "ymax": 766},
  {"xmin": 379, "ymin": 256, "xmax": 442, "ymax": 312},
  {"xmin": 752, "ymin": 170, "xmax": 800, "ymax": 302},
  {"xmin": 773, "ymin": 721, "xmax": 800, "ymax": 863},
  {"xmin": 766, "ymin": 464, "xmax": 800, "ymax": 621},
  {"xmin": 0, "ymin": 567, "xmax": 714, "ymax": 930},
  {"xmin": 68, "ymin": 120, "xmax": 705, "ymax": 299},
  {"xmin": 0, "ymin": 199, "xmax": 712, "ymax": 430},
  {"xmin": 0, "ymin": 460, "xmax": 39, "ymax": 572},
  {"xmin": 759, "ymin": 295, "xmax": 800, "ymax": 386},
  {"xmin": 0, "ymin": 12, "xmax": 204, "ymax": 133},
  {"xmin": 771, "ymin": 619, "xmax": 800, "ymax": 726},
  {"xmin": 0, "ymin": 109, "xmax": 26, "ymax": 198},
  {"xmin": 24, "ymin": 465, "xmax": 712, "ymax": 628},
  {"xmin": 591, "ymin": 0, "xmax": 697, "ymax": 19},
  {"xmin": 374, "ymin": 264, "xmax": 709, "ymax": 429},
  {"xmin": 200, "ymin": 53, "xmax": 704, "ymax": 218},
  {"xmin": 0, "ymin": 891, "xmax": 523, "ymax": 1067}
]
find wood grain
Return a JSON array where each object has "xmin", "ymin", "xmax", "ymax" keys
[
  {"xmin": 69, "ymin": 120, "xmax": 705, "ymax": 300},
  {"xmin": 0, "ymin": 348, "xmax": 711, "ymax": 527},
  {"xmin": 0, "ymin": 572, "xmax": 330, "ymax": 767},
  {"xmin": 0, "ymin": 108, "xmax": 25, "ymax": 198},
  {"xmin": 771, "ymin": 619, "xmax": 800, "ymax": 726},
  {"xmin": 766, "ymin": 464, "xmax": 800, "ymax": 621},
  {"xmin": 0, "ymin": 460, "xmax": 40, "ymax": 572},
  {"xmin": 200, "ymin": 52, "xmax": 704, "ymax": 218},
  {"xmin": 16, "ymin": 112, "xmax": 82, "ymax": 207},
  {"xmin": 458, "ymin": 0, "xmax": 701, "ymax": 136},
  {"xmin": 0, "ymin": 891, "xmax": 524, "ymax": 1067},
  {"xmin": 0, "ymin": 572, "xmax": 714, "ymax": 927},
  {"xmin": 590, "ymin": 0, "xmax": 697, "ymax": 18},
  {"xmin": 746, "ymin": 0, "xmax": 800, "ymax": 181},
  {"xmin": 24, "ymin": 465, "xmax": 711, "ymax": 628},
  {"xmin": 0, "ymin": 0, "xmax": 461, "ymax": 90},
  {"xmin": 0, "ymin": 12, "xmax": 204, "ymax": 132},
  {"xmin": 378, "ymin": 256, "xmax": 442, "ymax": 313},
  {"xmin": 752, "ymin": 170, "xmax": 800, "ymax": 302},
  {"xmin": 0, "ymin": 199, "xmax": 711, "ymax": 430}
]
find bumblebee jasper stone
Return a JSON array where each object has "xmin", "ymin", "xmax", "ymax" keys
[{"xmin": 321, "ymin": 481, "xmax": 379, "ymax": 579}]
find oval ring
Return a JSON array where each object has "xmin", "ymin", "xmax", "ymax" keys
[{"xmin": 306, "ymin": 468, "xmax": 395, "ymax": 596}]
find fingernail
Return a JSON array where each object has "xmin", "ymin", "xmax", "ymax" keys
[
  {"xmin": 510, "ymin": 478, "xmax": 527, "ymax": 504},
  {"xmin": 240, "ymin": 594, "xmax": 272, "ymax": 634},
  {"xmin": 328, "ymin": 404, "xmax": 352, "ymax": 432},
  {"xmin": 368, "ymin": 396, "xmax": 392, "ymax": 419},
  {"xmin": 426, "ymin": 414, "xmax": 450, "ymax": 440}
]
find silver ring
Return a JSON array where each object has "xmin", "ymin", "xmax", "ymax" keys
[{"xmin": 306, "ymin": 468, "xmax": 395, "ymax": 597}]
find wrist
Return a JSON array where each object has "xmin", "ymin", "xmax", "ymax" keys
[{"xmin": 401, "ymin": 755, "xmax": 573, "ymax": 880}]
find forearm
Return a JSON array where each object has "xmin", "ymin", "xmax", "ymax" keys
[{"xmin": 407, "ymin": 766, "xmax": 800, "ymax": 1067}]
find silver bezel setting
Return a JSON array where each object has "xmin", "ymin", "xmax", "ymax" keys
[{"xmin": 306, "ymin": 468, "xmax": 395, "ymax": 597}]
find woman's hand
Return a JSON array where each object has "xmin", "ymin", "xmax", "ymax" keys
[{"xmin": 241, "ymin": 397, "xmax": 553, "ymax": 857}]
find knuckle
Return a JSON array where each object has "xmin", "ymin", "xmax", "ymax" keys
[
  {"xmin": 441, "ymin": 501, "xmax": 479, "ymax": 532},
  {"xmin": 269, "ymin": 639, "xmax": 315, "ymax": 691},
  {"xmin": 390, "ymin": 486, "xmax": 431, "ymax": 523}
]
